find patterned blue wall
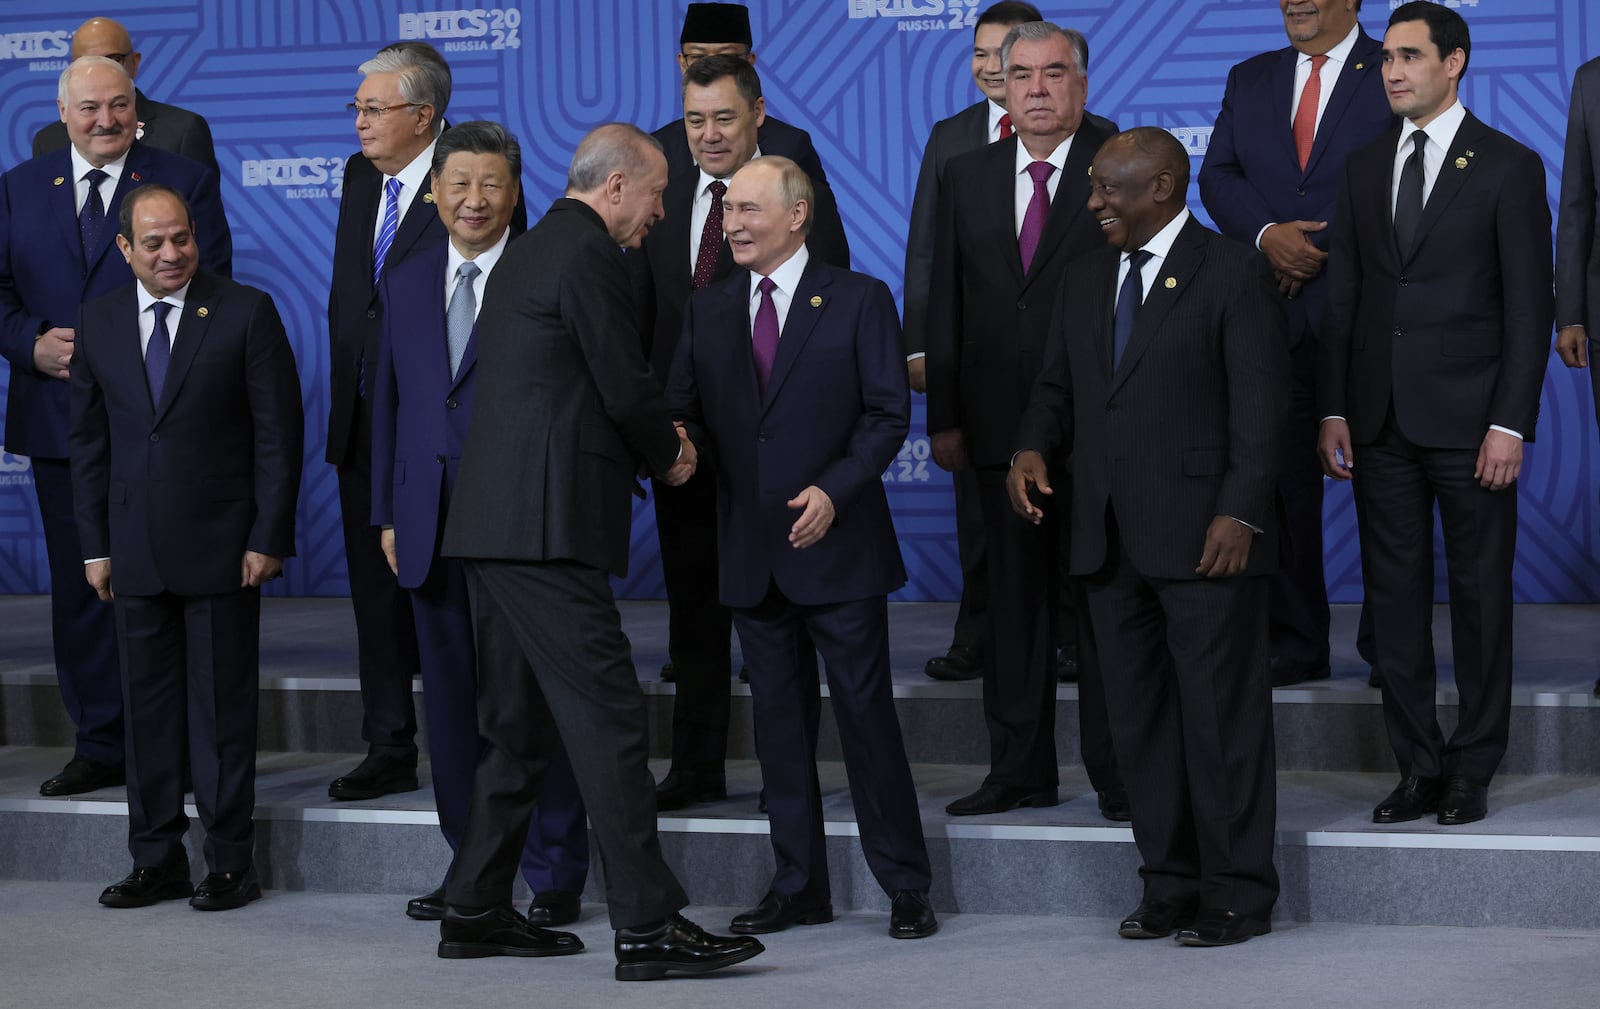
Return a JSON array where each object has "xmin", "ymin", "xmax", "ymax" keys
[{"xmin": 0, "ymin": 0, "xmax": 1596, "ymax": 602}]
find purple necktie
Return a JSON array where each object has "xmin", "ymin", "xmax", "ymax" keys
[
  {"xmin": 753, "ymin": 277, "xmax": 779, "ymax": 394},
  {"xmin": 146, "ymin": 300, "xmax": 172, "ymax": 402},
  {"xmin": 1018, "ymin": 160, "xmax": 1055, "ymax": 273}
]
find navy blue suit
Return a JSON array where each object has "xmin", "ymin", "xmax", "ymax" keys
[
  {"xmin": 0, "ymin": 141, "xmax": 230, "ymax": 766},
  {"xmin": 371, "ymin": 238, "xmax": 589, "ymax": 896},
  {"xmin": 668, "ymin": 256, "xmax": 930, "ymax": 902}
]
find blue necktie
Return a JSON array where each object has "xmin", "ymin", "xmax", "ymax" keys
[
  {"xmin": 80, "ymin": 168, "xmax": 109, "ymax": 257},
  {"xmin": 1112, "ymin": 249, "xmax": 1152, "ymax": 370},
  {"xmin": 373, "ymin": 176, "xmax": 402, "ymax": 286},
  {"xmin": 146, "ymin": 301, "xmax": 172, "ymax": 402},
  {"xmin": 446, "ymin": 261, "xmax": 480, "ymax": 379}
]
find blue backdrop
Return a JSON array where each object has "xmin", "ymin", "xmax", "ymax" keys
[{"xmin": 1, "ymin": 0, "xmax": 1597, "ymax": 603}]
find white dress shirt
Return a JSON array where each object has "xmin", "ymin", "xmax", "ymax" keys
[
  {"xmin": 1391, "ymin": 99, "xmax": 1467, "ymax": 210},
  {"xmin": 444, "ymin": 228, "xmax": 510, "ymax": 321},
  {"xmin": 1114, "ymin": 208, "xmax": 1190, "ymax": 312},
  {"xmin": 69, "ymin": 146, "xmax": 125, "ymax": 215},
  {"xmin": 135, "ymin": 281, "xmax": 190, "ymax": 360},
  {"xmin": 372, "ymin": 140, "xmax": 438, "ymax": 248},
  {"xmin": 1014, "ymin": 135, "xmax": 1075, "ymax": 238},
  {"xmin": 747, "ymin": 244, "xmax": 811, "ymax": 334}
]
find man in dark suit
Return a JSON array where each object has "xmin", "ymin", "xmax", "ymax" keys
[
  {"xmin": 652, "ymin": 3, "xmax": 828, "ymax": 184},
  {"xmin": 434, "ymin": 123, "xmax": 763, "ymax": 980},
  {"xmin": 1199, "ymin": 0, "xmax": 1394, "ymax": 688},
  {"xmin": 637, "ymin": 54, "xmax": 848, "ymax": 812},
  {"xmin": 668, "ymin": 157, "xmax": 936, "ymax": 940},
  {"xmin": 1554, "ymin": 54, "xmax": 1600, "ymax": 698},
  {"xmin": 69, "ymin": 185, "xmax": 301, "ymax": 911},
  {"xmin": 925, "ymin": 22, "xmax": 1123, "ymax": 818},
  {"xmin": 1318, "ymin": 2, "xmax": 1553, "ymax": 827},
  {"xmin": 33, "ymin": 17, "xmax": 219, "ymax": 176},
  {"xmin": 1010, "ymin": 127, "xmax": 1289, "ymax": 947},
  {"xmin": 0, "ymin": 56, "xmax": 230, "ymax": 799},
  {"xmin": 904, "ymin": 1, "xmax": 1040, "ymax": 684},
  {"xmin": 370, "ymin": 121, "xmax": 589, "ymax": 927}
]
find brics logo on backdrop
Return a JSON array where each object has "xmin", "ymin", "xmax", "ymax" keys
[
  {"xmin": 0, "ymin": 451, "xmax": 33, "ymax": 487},
  {"xmin": 847, "ymin": 0, "xmax": 981, "ymax": 32},
  {"xmin": 0, "ymin": 29, "xmax": 71, "ymax": 70},
  {"xmin": 397, "ymin": 9, "xmax": 523, "ymax": 52},
  {"xmin": 241, "ymin": 157, "xmax": 347, "ymax": 200}
]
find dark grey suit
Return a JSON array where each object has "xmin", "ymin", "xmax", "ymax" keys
[{"xmin": 1559, "ymin": 55, "xmax": 1600, "ymax": 425}]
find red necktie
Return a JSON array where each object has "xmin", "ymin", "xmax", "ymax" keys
[
  {"xmin": 998, "ymin": 113, "xmax": 1013, "ymax": 139},
  {"xmin": 692, "ymin": 179, "xmax": 728, "ymax": 290},
  {"xmin": 1018, "ymin": 161, "xmax": 1055, "ymax": 274},
  {"xmin": 752, "ymin": 277, "xmax": 779, "ymax": 394},
  {"xmin": 1293, "ymin": 54, "xmax": 1328, "ymax": 170}
]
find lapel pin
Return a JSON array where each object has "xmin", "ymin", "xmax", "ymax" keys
[
  {"xmin": 1355, "ymin": 63, "xmax": 1364, "ymax": 70},
  {"xmin": 1454, "ymin": 156, "xmax": 1468, "ymax": 169},
  {"xmin": 53, "ymin": 176, "xmax": 64, "ymax": 186},
  {"xmin": 130, "ymin": 171, "xmax": 141, "ymax": 182},
  {"xmin": 809, "ymin": 295, "xmax": 822, "ymax": 307},
  {"xmin": 1164, "ymin": 277, "xmax": 1177, "ymax": 289},
  {"xmin": 196, "ymin": 307, "xmax": 209, "ymax": 318},
  {"xmin": 423, "ymin": 193, "xmax": 434, "ymax": 204}
]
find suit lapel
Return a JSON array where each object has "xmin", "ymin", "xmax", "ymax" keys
[
  {"xmin": 104, "ymin": 287, "xmax": 155, "ymax": 414},
  {"xmin": 1024, "ymin": 134, "xmax": 1094, "ymax": 288},
  {"xmin": 51, "ymin": 151, "xmax": 83, "ymax": 267},
  {"xmin": 1272, "ymin": 47, "xmax": 1301, "ymax": 173},
  {"xmin": 1110, "ymin": 218, "xmax": 1207, "ymax": 395},
  {"xmin": 762, "ymin": 260, "xmax": 829, "ymax": 412},
  {"xmin": 719, "ymin": 269, "xmax": 764, "ymax": 403},
  {"xmin": 1405, "ymin": 113, "xmax": 1485, "ymax": 264},
  {"xmin": 386, "ymin": 174, "xmax": 440, "ymax": 273},
  {"xmin": 90, "ymin": 145, "xmax": 153, "ymax": 272},
  {"xmin": 1305, "ymin": 32, "xmax": 1382, "ymax": 176},
  {"xmin": 154, "ymin": 272, "xmax": 216, "ymax": 420},
  {"xmin": 659, "ymin": 173, "xmax": 698, "ymax": 290},
  {"xmin": 979, "ymin": 138, "xmax": 1028, "ymax": 288}
]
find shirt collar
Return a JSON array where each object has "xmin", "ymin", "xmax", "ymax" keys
[
  {"xmin": 1300, "ymin": 22, "xmax": 1360, "ymax": 67},
  {"xmin": 1127, "ymin": 207, "xmax": 1191, "ymax": 264},
  {"xmin": 1399, "ymin": 98, "xmax": 1466, "ymax": 153},
  {"xmin": 1014, "ymin": 134, "xmax": 1073, "ymax": 176},
  {"xmin": 987, "ymin": 99, "xmax": 1009, "ymax": 136},
  {"xmin": 751, "ymin": 243, "xmax": 811, "ymax": 300},
  {"xmin": 70, "ymin": 145, "xmax": 128, "ymax": 185},
  {"xmin": 446, "ymin": 227, "xmax": 511, "ymax": 283},
  {"xmin": 388, "ymin": 139, "xmax": 438, "ymax": 192},
  {"xmin": 697, "ymin": 146, "xmax": 762, "ymax": 197},
  {"xmin": 136, "ymin": 279, "xmax": 192, "ymax": 314}
]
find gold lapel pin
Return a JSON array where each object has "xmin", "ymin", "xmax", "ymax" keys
[
  {"xmin": 1454, "ymin": 156, "xmax": 1468, "ymax": 169},
  {"xmin": 196, "ymin": 307, "xmax": 209, "ymax": 318},
  {"xmin": 53, "ymin": 176, "xmax": 64, "ymax": 186},
  {"xmin": 809, "ymin": 295, "xmax": 822, "ymax": 307},
  {"xmin": 422, "ymin": 193, "xmax": 434, "ymax": 204},
  {"xmin": 1164, "ymin": 277, "xmax": 1177, "ymax": 289},
  {"xmin": 1355, "ymin": 63, "xmax": 1364, "ymax": 70}
]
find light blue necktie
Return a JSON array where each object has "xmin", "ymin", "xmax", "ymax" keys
[{"xmin": 446, "ymin": 261, "xmax": 480, "ymax": 379}]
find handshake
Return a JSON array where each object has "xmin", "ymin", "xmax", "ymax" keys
[{"xmin": 662, "ymin": 422, "xmax": 698, "ymax": 487}]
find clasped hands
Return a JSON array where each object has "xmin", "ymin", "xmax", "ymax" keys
[{"xmin": 1260, "ymin": 220, "xmax": 1328, "ymax": 300}]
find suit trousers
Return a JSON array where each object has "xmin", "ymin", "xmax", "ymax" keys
[
  {"xmin": 1269, "ymin": 335, "xmax": 1333, "ymax": 667},
  {"xmin": 733, "ymin": 586, "xmax": 931, "ymax": 900},
  {"xmin": 335, "ymin": 403, "xmax": 420, "ymax": 760},
  {"xmin": 408, "ymin": 548, "xmax": 590, "ymax": 894},
  {"xmin": 31, "ymin": 457, "xmax": 122, "ymax": 763},
  {"xmin": 1085, "ymin": 514, "xmax": 1279, "ymax": 919},
  {"xmin": 115, "ymin": 587, "xmax": 260, "ymax": 873},
  {"xmin": 949, "ymin": 464, "xmax": 988, "ymax": 654},
  {"xmin": 1352, "ymin": 417, "xmax": 1516, "ymax": 785},
  {"xmin": 447, "ymin": 559, "xmax": 688, "ymax": 929}
]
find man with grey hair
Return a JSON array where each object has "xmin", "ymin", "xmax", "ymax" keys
[
  {"xmin": 434, "ymin": 123, "xmax": 763, "ymax": 980},
  {"xmin": 1, "ymin": 55, "xmax": 229, "ymax": 799}
]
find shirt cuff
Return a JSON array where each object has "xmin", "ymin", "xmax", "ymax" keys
[
  {"xmin": 906, "ymin": 351, "xmax": 926, "ymax": 362},
  {"xmin": 84, "ymin": 557, "xmax": 109, "ymax": 565},
  {"xmin": 1489, "ymin": 425, "xmax": 1522, "ymax": 440},
  {"xmin": 1320, "ymin": 415, "xmax": 1346, "ymax": 424},
  {"xmin": 1224, "ymin": 515, "xmax": 1263, "ymax": 535},
  {"xmin": 1254, "ymin": 223, "xmax": 1275, "ymax": 250}
]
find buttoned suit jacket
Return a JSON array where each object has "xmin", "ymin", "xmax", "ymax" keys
[
  {"xmin": 1558, "ymin": 55, "xmax": 1600, "ymax": 335},
  {"xmin": 35, "ymin": 89, "xmax": 220, "ymax": 177}
]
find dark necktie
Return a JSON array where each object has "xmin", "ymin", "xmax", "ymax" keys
[
  {"xmin": 446, "ymin": 260, "xmax": 480, "ymax": 379},
  {"xmin": 1293, "ymin": 54, "xmax": 1328, "ymax": 170},
  {"xmin": 692, "ymin": 180, "xmax": 728, "ymax": 290},
  {"xmin": 1018, "ymin": 160, "xmax": 1055, "ymax": 273},
  {"xmin": 752, "ymin": 277, "xmax": 779, "ymax": 395},
  {"xmin": 1112, "ymin": 249, "xmax": 1152, "ymax": 370},
  {"xmin": 998, "ymin": 113, "xmax": 1013, "ymax": 139},
  {"xmin": 146, "ymin": 300, "xmax": 172, "ymax": 402},
  {"xmin": 1394, "ymin": 130, "xmax": 1428, "ymax": 256},
  {"xmin": 80, "ymin": 168, "xmax": 109, "ymax": 256}
]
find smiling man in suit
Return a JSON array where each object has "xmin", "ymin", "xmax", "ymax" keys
[
  {"xmin": 1010, "ymin": 127, "xmax": 1289, "ymax": 947},
  {"xmin": 668, "ymin": 156, "xmax": 935, "ymax": 940},
  {"xmin": 1199, "ymin": 0, "xmax": 1395, "ymax": 688},
  {"xmin": 1318, "ymin": 2, "xmax": 1553, "ymax": 827},
  {"xmin": 70, "ymin": 185, "xmax": 301, "ymax": 912},
  {"xmin": 0, "ymin": 55, "xmax": 230, "ymax": 800}
]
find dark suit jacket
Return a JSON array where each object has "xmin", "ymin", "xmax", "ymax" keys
[
  {"xmin": 370, "ymin": 239, "xmax": 478, "ymax": 588},
  {"xmin": 440, "ymin": 199, "xmax": 680, "ymax": 578},
  {"xmin": 924, "ymin": 119, "xmax": 1115, "ymax": 468},
  {"xmin": 1558, "ymin": 55, "xmax": 1600, "ymax": 332},
  {"xmin": 636, "ymin": 160, "xmax": 850, "ymax": 381},
  {"xmin": 667, "ymin": 258, "xmax": 909, "ymax": 607},
  {"xmin": 1318, "ymin": 113, "xmax": 1554, "ymax": 449},
  {"xmin": 653, "ymin": 114, "xmax": 827, "ymax": 184},
  {"xmin": 68, "ymin": 271, "xmax": 303, "ymax": 596},
  {"xmin": 1016, "ymin": 217, "xmax": 1290, "ymax": 580},
  {"xmin": 34, "ymin": 89, "xmax": 220, "ymax": 177},
  {"xmin": 1198, "ymin": 28, "xmax": 1393, "ymax": 335},
  {"xmin": 0, "ymin": 141, "xmax": 232, "ymax": 459}
]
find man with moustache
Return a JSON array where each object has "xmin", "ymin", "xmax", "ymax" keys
[
  {"xmin": 1199, "ymin": 0, "xmax": 1394, "ymax": 688},
  {"xmin": 434, "ymin": 124, "xmax": 763, "ymax": 981},
  {"xmin": 925, "ymin": 22, "xmax": 1119, "ymax": 817},
  {"xmin": 0, "ymin": 55, "xmax": 230, "ymax": 798},
  {"xmin": 1009, "ymin": 127, "xmax": 1289, "ymax": 947},
  {"xmin": 1318, "ymin": 2, "xmax": 1552, "ymax": 826}
]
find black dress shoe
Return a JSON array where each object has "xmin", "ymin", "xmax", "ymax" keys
[
  {"xmin": 889, "ymin": 890, "xmax": 938, "ymax": 939},
  {"xmin": 945, "ymin": 782, "xmax": 1059, "ymax": 816},
  {"xmin": 659, "ymin": 662, "xmax": 676, "ymax": 683},
  {"xmin": 1056, "ymin": 646, "xmax": 1079, "ymax": 683},
  {"xmin": 99, "ymin": 859, "xmax": 192, "ymax": 908},
  {"xmin": 615, "ymin": 913, "xmax": 765, "ymax": 981},
  {"xmin": 1372, "ymin": 775, "xmax": 1444, "ymax": 823},
  {"xmin": 1269, "ymin": 656, "xmax": 1331, "ymax": 688},
  {"xmin": 327, "ymin": 753, "xmax": 419, "ymax": 801},
  {"xmin": 438, "ymin": 904, "xmax": 584, "ymax": 959},
  {"xmin": 1118, "ymin": 897, "xmax": 1197, "ymax": 939},
  {"xmin": 1369, "ymin": 665, "xmax": 1385, "ymax": 689},
  {"xmin": 407, "ymin": 887, "xmax": 445, "ymax": 921},
  {"xmin": 1097, "ymin": 787, "xmax": 1132, "ymax": 822},
  {"xmin": 1175, "ymin": 909, "xmax": 1270, "ymax": 947},
  {"xmin": 729, "ymin": 891, "xmax": 834, "ymax": 934},
  {"xmin": 1436, "ymin": 776, "xmax": 1488, "ymax": 825},
  {"xmin": 40, "ymin": 756, "xmax": 125, "ymax": 797},
  {"xmin": 738, "ymin": 665, "xmax": 750, "ymax": 683},
  {"xmin": 527, "ymin": 890, "xmax": 581, "ymax": 926},
  {"xmin": 655, "ymin": 770, "xmax": 727, "ymax": 811},
  {"xmin": 924, "ymin": 645, "xmax": 981, "ymax": 682},
  {"xmin": 190, "ymin": 868, "xmax": 262, "ymax": 911}
]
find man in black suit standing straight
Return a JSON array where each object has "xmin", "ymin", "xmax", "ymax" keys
[
  {"xmin": 1318, "ymin": 2, "xmax": 1553, "ymax": 827},
  {"xmin": 1010, "ymin": 128, "xmax": 1289, "ymax": 947},
  {"xmin": 434, "ymin": 123, "xmax": 763, "ymax": 982}
]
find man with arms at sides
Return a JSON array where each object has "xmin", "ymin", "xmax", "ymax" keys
[
  {"xmin": 1010, "ymin": 127, "xmax": 1289, "ymax": 947},
  {"xmin": 1318, "ymin": 2, "xmax": 1552, "ymax": 827},
  {"xmin": 668, "ymin": 157, "xmax": 936, "ymax": 940},
  {"xmin": 70, "ymin": 185, "xmax": 301, "ymax": 912},
  {"xmin": 0, "ymin": 55, "xmax": 230, "ymax": 799},
  {"xmin": 1553, "ymin": 53, "xmax": 1600, "ymax": 698},
  {"xmin": 370, "ymin": 121, "xmax": 589, "ymax": 928},
  {"xmin": 434, "ymin": 123, "xmax": 763, "ymax": 981},
  {"xmin": 34, "ymin": 17, "xmax": 219, "ymax": 176},
  {"xmin": 637, "ymin": 54, "xmax": 849, "ymax": 812},
  {"xmin": 925, "ymin": 22, "xmax": 1123, "ymax": 818},
  {"xmin": 1199, "ymin": 0, "xmax": 1394, "ymax": 689}
]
